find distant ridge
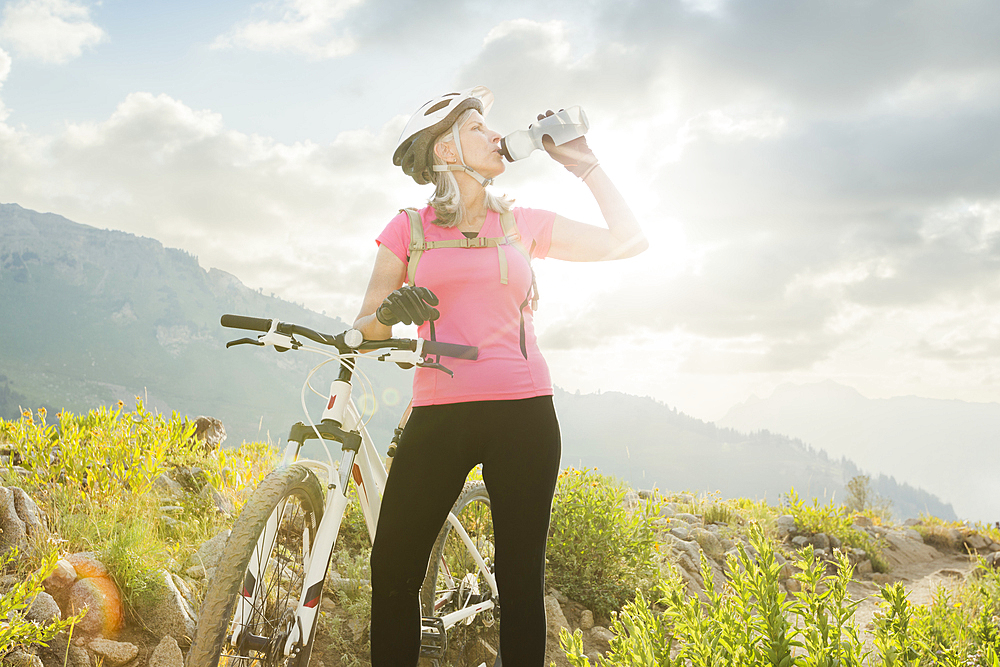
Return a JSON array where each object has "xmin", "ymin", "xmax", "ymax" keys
[
  {"xmin": 1, "ymin": 204, "xmax": 956, "ymax": 519},
  {"xmin": 719, "ymin": 380, "xmax": 999, "ymax": 522}
]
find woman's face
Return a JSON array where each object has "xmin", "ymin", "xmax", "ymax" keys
[{"xmin": 444, "ymin": 111, "xmax": 506, "ymax": 180}]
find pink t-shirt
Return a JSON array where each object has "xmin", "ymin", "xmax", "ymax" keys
[{"xmin": 376, "ymin": 205, "xmax": 556, "ymax": 406}]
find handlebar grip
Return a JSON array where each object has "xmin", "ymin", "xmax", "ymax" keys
[
  {"xmin": 423, "ymin": 341, "xmax": 479, "ymax": 360},
  {"xmin": 221, "ymin": 314, "xmax": 273, "ymax": 332}
]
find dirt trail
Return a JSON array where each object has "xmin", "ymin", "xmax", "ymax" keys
[{"xmin": 848, "ymin": 549, "xmax": 975, "ymax": 634}]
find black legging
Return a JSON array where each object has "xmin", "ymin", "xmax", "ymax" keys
[{"xmin": 369, "ymin": 395, "xmax": 561, "ymax": 666}]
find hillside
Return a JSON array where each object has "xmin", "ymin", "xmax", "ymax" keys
[
  {"xmin": 0, "ymin": 202, "xmax": 411, "ymax": 447},
  {"xmin": 0, "ymin": 203, "xmax": 955, "ymax": 519},
  {"xmin": 718, "ymin": 380, "xmax": 1000, "ymax": 522},
  {"xmin": 555, "ymin": 388, "xmax": 956, "ymax": 521}
]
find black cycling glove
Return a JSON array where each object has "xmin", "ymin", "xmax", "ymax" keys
[{"xmin": 376, "ymin": 286, "xmax": 441, "ymax": 326}]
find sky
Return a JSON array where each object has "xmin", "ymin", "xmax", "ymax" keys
[{"xmin": 2, "ymin": 0, "xmax": 1000, "ymax": 423}]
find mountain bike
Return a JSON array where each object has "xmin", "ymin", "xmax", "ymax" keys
[{"xmin": 186, "ymin": 314, "xmax": 501, "ymax": 667}]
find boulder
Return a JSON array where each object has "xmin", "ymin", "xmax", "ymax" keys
[
  {"xmin": 965, "ymin": 533, "xmax": 990, "ymax": 551},
  {"xmin": 87, "ymin": 639, "xmax": 138, "ymax": 667},
  {"xmin": 544, "ymin": 595, "xmax": 571, "ymax": 641},
  {"xmin": 148, "ymin": 636, "xmax": 184, "ymax": 667},
  {"xmin": 852, "ymin": 515, "xmax": 873, "ymax": 528},
  {"xmin": 0, "ymin": 486, "xmax": 27, "ymax": 556},
  {"xmin": 1, "ymin": 649, "xmax": 43, "ymax": 667},
  {"xmin": 152, "ymin": 474, "xmax": 185, "ymax": 500},
  {"xmin": 193, "ymin": 529, "xmax": 231, "ymax": 571},
  {"xmin": 135, "ymin": 570, "xmax": 197, "ymax": 645},
  {"xmin": 669, "ymin": 524, "xmax": 692, "ymax": 541},
  {"xmin": 65, "ymin": 553, "xmax": 109, "ymax": 579},
  {"xmin": 26, "ymin": 591, "xmax": 61, "ymax": 623},
  {"xmin": 691, "ymin": 527, "xmax": 724, "ymax": 558},
  {"xmin": 775, "ymin": 515, "xmax": 797, "ymax": 537},
  {"xmin": 809, "ymin": 533, "xmax": 831, "ymax": 551},
  {"xmin": 67, "ymin": 575, "xmax": 124, "ymax": 636},
  {"xmin": 43, "ymin": 558, "xmax": 78, "ymax": 595},
  {"xmin": 588, "ymin": 625, "xmax": 615, "ymax": 654},
  {"xmin": 579, "ymin": 609, "xmax": 595, "ymax": 631},
  {"xmin": 674, "ymin": 513, "xmax": 701, "ymax": 525},
  {"xmin": 10, "ymin": 487, "xmax": 46, "ymax": 537},
  {"xmin": 192, "ymin": 416, "xmax": 227, "ymax": 450},
  {"xmin": 68, "ymin": 645, "xmax": 91, "ymax": 667},
  {"xmin": 792, "ymin": 536, "xmax": 810, "ymax": 549},
  {"xmin": 200, "ymin": 484, "xmax": 235, "ymax": 516},
  {"xmin": 881, "ymin": 530, "xmax": 939, "ymax": 570}
]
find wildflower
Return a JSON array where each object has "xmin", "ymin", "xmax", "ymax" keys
[
  {"xmin": 38, "ymin": 407, "xmax": 46, "ymax": 416},
  {"xmin": 117, "ymin": 400, "xmax": 124, "ymax": 408}
]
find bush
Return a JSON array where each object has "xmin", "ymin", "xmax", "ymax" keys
[
  {"xmin": 546, "ymin": 467, "xmax": 663, "ymax": 617},
  {"xmin": 785, "ymin": 488, "xmax": 889, "ymax": 573},
  {"xmin": 1, "ymin": 549, "xmax": 84, "ymax": 652}
]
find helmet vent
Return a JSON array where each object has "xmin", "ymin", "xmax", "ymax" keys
[{"xmin": 425, "ymin": 100, "xmax": 451, "ymax": 115}]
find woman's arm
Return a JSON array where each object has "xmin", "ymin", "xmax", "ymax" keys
[
  {"xmin": 547, "ymin": 165, "xmax": 648, "ymax": 262},
  {"xmin": 353, "ymin": 245, "xmax": 407, "ymax": 340}
]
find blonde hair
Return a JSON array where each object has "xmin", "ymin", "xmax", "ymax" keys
[{"xmin": 428, "ymin": 109, "xmax": 513, "ymax": 228}]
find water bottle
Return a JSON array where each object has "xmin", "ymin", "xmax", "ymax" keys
[{"xmin": 499, "ymin": 106, "xmax": 589, "ymax": 162}]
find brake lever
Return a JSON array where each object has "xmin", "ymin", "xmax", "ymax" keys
[
  {"xmin": 226, "ymin": 337, "xmax": 265, "ymax": 348},
  {"xmin": 419, "ymin": 361, "xmax": 454, "ymax": 377}
]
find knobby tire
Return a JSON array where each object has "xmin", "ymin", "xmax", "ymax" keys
[{"xmin": 187, "ymin": 464, "xmax": 325, "ymax": 667}]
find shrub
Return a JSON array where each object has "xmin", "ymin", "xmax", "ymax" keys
[
  {"xmin": 546, "ymin": 467, "xmax": 663, "ymax": 617},
  {"xmin": 1, "ymin": 549, "xmax": 84, "ymax": 652},
  {"xmin": 785, "ymin": 488, "xmax": 889, "ymax": 573}
]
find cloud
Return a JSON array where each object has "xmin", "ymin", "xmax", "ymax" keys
[
  {"xmin": 0, "ymin": 0, "xmax": 106, "ymax": 64},
  {"xmin": 212, "ymin": 0, "xmax": 366, "ymax": 59},
  {"xmin": 0, "ymin": 91, "xmax": 418, "ymax": 316}
]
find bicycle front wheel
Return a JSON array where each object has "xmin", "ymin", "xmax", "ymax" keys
[
  {"xmin": 420, "ymin": 481, "xmax": 500, "ymax": 667},
  {"xmin": 187, "ymin": 464, "xmax": 325, "ymax": 667}
]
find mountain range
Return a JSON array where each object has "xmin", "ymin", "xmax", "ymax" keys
[
  {"xmin": 0, "ymin": 203, "xmax": 956, "ymax": 521},
  {"xmin": 719, "ymin": 380, "xmax": 1000, "ymax": 523}
]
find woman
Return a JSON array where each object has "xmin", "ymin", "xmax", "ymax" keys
[{"xmin": 353, "ymin": 86, "xmax": 647, "ymax": 666}]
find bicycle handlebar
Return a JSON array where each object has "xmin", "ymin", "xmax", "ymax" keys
[{"xmin": 220, "ymin": 314, "xmax": 478, "ymax": 361}]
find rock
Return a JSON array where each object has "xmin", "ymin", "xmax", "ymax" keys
[
  {"xmin": 200, "ymin": 484, "xmax": 235, "ymax": 515},
  {"xmin": 66, "ymin": 553, "xmax": 109, "ymax": 579},
  {"xmin": 44, "ymin": 558, "xmax": 78, "ymax": 594},
  {"xmin": 87, "ymin": 639, "xmax": 138, "ymax": 667},
  {"xmin": 792, "ymin": 536, "xmax": 810, "ymax": 549},
  {"xmin": 965, "ymin": 533, "xmax": 990, "ymax": 551},
  {"xmin": 192, "ymin": 416, "xmax": 227, "ymax": 450},
  {"xmin": 153, "ymin": 474, "xmax": 185, "ymax": 500},
  {"xmin": 776, "ymin": 515, "xmax": 797, "ymax": 537},
  {"xmin": 0, "ymin": 486, "xmax": 27, "ymax": 556},
  {"xmin": 67, "ymin": 575, "xmax": 125, "ymax": 636},
  {"xmin": 853, "ymin": 515, "xmax": 873, "ymax": 528},
  {"xmin": 659, "ymin": 503, "xmax": 677, "ymax": 518},
  {"xmin": 828, "ymin": 534, "xmax": 842, "ymax": 549},
  {"xmin": 881, "ymin": 530, "xmax": 939, "ymax": 569},
  {"xmin": 149, "ymin": 636, "xmax": 184, "ymax": 667},
  {"xmin": 544, "ymin": 595, "xmax": 571, "ymax": 640},
  {"xmin": 135, "ymin": 570, "xmax": 197, "ymax": 645},
  {"xmin": 676, "ymin": 493, "xmax": 696, "ymax": 505},
  {"xmin": 778, "ymin": 562, "xmax": 796, "ymax": 581},
  {"xmin": 990, "ymin": 542, "xmax": 1000, "ymax": 553},
  {"xmin": 10, "ymin": 487, "xmax": 46, "ymax": 537},
  {"xmin": 588, "ymin": 625, "xmax": 615, "ymax": 653},
  {"xmin": 621, "ymin": 490, "xmax": 640, "ymax": 509},
  {"xmin": 186, "ymin": 564, "xmax": 207, "ymax": 579},
  {"xmin": 785, "ymin": 578, "xmax": 802, "ymax": 593},
  {"xmin": 692, "ymin": 527, "xmax": 724, "ymax": 558},
  {"xmin": 579, "ymin": 609, "xmax": 595, "ymax": 630},
  {"xmin": 549, "ymin": 587, "xmax": 569, "ymax": 605},
  {"xmin": 872, "ymin": 572, "xmax": 893, "ymax": 585},
  {"xmin": 809, "ymin": 533, "xmax": 831, "ymax": 551},
  {"xmin": 638, "ymin": 489, "xmax": 657, "ymax": 500},
  {"xmin": 904, "ymin": 518, "xmax": 922, "ymax": 526},
  {"xmin": 193, "ymin": 529, "xmax": 231, "ymax": 571},
  {"xmin": 68, "ymin": 644, "xmax": 91, "ymax": 667},
  {"xmin": 669, "ymin": 524, "xmax": 692, "ymax": 541},
  {"xmin": 674, "ymin": 513, "xmax": 701, "ymax": 525},
  {"xmin": 1, "ymin": 648, "xmax": 43, "ymax": 667},
  {"xmin": 902, "ymin": 528, "xmax": 923, "ymax": 542},
  {"xmin": 27, "ymin": 591, "xmax": 61, "ymax": 623},
  {"xmin": 857, "ymin": 559, "xmax": 874, "ymax": 575}
]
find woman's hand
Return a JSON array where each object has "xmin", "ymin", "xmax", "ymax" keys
[
  {"xmin": 537, "ymin": 109, "xmax": 600, "ymax": 180},
  {"xmin": 376, "ymin": 286, "xmax": 440, "ymax": 326}
]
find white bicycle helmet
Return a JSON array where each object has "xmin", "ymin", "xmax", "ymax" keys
[{"xmin": 393, "ymin": 85, "xmax": 495, "ymax": 186}]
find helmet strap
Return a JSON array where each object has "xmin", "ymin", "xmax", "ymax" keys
[{"xmin": 430, "ymin": 117, "xmax": 493, "ymax": 187}]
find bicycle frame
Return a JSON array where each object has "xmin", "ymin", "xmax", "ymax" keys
[{"xmin": 225, "ymin": 342, "xmax": 499, "ymax": 659}]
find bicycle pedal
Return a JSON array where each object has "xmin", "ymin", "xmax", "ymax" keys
[{"xmin": 419, "ymin": 616, "xmax": 447, "ymax": 658}]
